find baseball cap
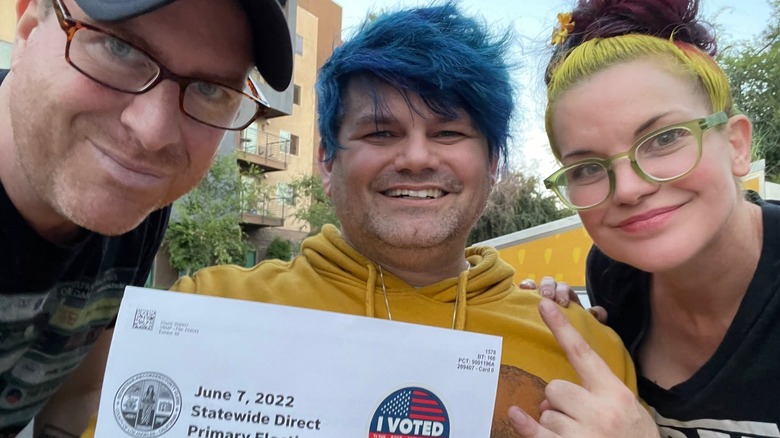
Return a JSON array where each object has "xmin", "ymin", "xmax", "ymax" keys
[{"xmin": 74, "ymin": 0, "xmax": 294, "ymax": 91}]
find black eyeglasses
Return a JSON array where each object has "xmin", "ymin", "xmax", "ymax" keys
[
  {"xmin": 544, "ymin": 112, "xmax": 729, "ymax": 210},
  {"xmin": 52, "ymin": 0, "xmax": 268, "ymax": 130}
]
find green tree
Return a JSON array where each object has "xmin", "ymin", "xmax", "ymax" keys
[
  {"xmin": 265, "ymin": 236, "xmax": 293, "ymax": 261},
  {"xmin": 164, "ymin": 153, "xmax": 251, "ymax": 275},
  {"xmin": 467, "ymin": 171, "xmax": 571, "ymax": 245},
  {"xmin": 719, "ymin": 0, "xmax": 780, "ymax": 182},
  {"xmin": 289, "ymin": 174, "xmax": 339, "ymax": 235}
]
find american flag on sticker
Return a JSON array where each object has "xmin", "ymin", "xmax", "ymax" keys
[{"xmin": 368, "ymin": 387, "xmax": 450, "ymax": 437}]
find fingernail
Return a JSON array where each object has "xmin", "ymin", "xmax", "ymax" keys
[
  {"xmin": 539, "ymin": 298, "xmax": 555, "ymax": 314},
  {"xmin": 557, "ymin": 297, "xmax": 567, "ymax": 306},
  {"xmin": 507, "ymin": 406, "xmax": 527, "ymax": 425},
  {"xmin": 519, "ymin": 280, "xmax": 534, "ymax": 288},
  {"xmin": 541, "ymin": 288, "xmax": 554, "ymax": 299}
]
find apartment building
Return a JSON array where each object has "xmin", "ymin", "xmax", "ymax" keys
[
  {"xmin": 155, "ymin": 0, "xmax": 343, "ymax": 286},
  {"xmin": 226, "ymin": 0, "xmax": 342, "ymax": 272}
]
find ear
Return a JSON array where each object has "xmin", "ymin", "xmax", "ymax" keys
[
  {"xmin": 12, "ymin": 0, "xmax": 42, "ymax": 68},
  {"xmin": 489, "ymin": 153, "xmax": 499, "ymax": 186},
  {"xmin": 725, "ymin": 114, "xmax": 753, "ymax": 178},
  {"xmin": 317, "ymin": 142, "xmax": 334, "ymax": 197}
]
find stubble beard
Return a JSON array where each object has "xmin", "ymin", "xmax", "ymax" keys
[{"xmin": 361, "ymin": 181, "xmax": 491, "ymax": 251}]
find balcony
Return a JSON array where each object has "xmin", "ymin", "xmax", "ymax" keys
[
  {"xmin": 237, "ymin": 131, "xmax": 290, "ymax": 172},
  {"xmin": 240, "ymin": 196, "xmax": 289, "ymax": 228}
]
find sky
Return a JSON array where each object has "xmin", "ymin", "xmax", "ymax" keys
[{"xmin": 331, "ymin": 0, "xmax": 773, "ymax": 178}]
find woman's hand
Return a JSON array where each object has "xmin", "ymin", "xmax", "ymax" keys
[
  {"xmin": 507, "ymin": 299, "xmax": 659, "ymax": 438},
  {"xmin": 519, "ymin": 276, "xmax": 607, "ymax": 323}
]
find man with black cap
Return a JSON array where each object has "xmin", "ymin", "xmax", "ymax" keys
[{"xmin": 0, "ymin": 0, "xmax": 293, "ymax": 435}]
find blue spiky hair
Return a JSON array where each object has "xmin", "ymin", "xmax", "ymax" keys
[{"xmin": 316, "ymin": 1, "xmax": 516, "ymax": 165}]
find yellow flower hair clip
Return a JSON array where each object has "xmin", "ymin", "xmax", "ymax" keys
[{"xmin": 551, "ymin": 12, "xmax": 575, "ymax": 46}]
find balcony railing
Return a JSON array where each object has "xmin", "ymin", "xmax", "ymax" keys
[
  {"xmin": 240, "ymin": 195, "xmax": 291, "ymax": 227},
  {"xmin": 238, "ymin": 131, "xmax": 290, "ymax": 168}
]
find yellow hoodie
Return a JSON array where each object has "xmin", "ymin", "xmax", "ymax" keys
[
  {"xmin": 172, "ymin": 225, "xmax": 637, "ymax": 436},
  {"xmin": 81, "ymin": 225, "xmax": 636, "ymax": 438}
]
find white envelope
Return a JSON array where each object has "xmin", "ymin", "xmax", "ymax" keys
[{"xmin": 95, "ymin": 286, "xmax": 502, "ymax": 437}]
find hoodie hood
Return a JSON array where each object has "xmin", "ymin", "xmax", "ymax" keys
[{"xmin": 301, "ymin": 225, "xmax": 518, "ymax": 329}]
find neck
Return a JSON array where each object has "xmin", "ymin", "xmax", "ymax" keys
[{"xmin": 345, "ymin": 234, "xmax": 470, "ymax": 287}]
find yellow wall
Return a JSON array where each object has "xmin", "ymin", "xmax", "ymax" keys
[{"xmin": 497, "ymin": 224, "xmax": 592, "ymax": 287}]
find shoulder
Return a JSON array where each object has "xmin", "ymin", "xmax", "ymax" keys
[
  {"xmin": 585, "ymin": 246, "xmax": 650, "ymax": 348},
  {"xmin": 489, "ymin": 286, "xmax": 635, "ymax": 381},
  {"xmin": 171, "ymin": 257, "xmax": 296, "ymax": 295},
  {"xmin": 586, "ymin": 246, "xmax": 648, "ymax": 308},
  {"xmin": 759, "ymin": 197, "xmax": 780, "ymax": 225},
  {"xmin": 502, "ymin": 286, "xmax": 627, "ymax": 353}
]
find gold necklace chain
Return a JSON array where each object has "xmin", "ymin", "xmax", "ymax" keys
[{"xmin": 377, "ymin": 263, "xmax": 470, "ymax": 330}]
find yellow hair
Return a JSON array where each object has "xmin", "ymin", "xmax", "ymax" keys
[{"xmin": 545, "ymin": 34, "xmax": 732, "ymax": 159}]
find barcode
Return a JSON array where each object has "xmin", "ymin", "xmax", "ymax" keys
[{"xmin": 133, "ymin": 308, "xmax": 156, "ymax": 330}]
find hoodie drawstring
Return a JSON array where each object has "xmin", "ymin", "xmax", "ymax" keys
[
  {"xmin": 454, "ymin": 269, "xmax": 469, "ymax": 330},
  {"xmin": 365, "ymin": 263, "xmax": 470, "ymax": 331},
  {"xmin": 365, "ymin": 263, "xmax": 377, "ymax": 318}
]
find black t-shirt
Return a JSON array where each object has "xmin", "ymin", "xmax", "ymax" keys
[
  {"xmin": 0, "ymin": 69, "xmax": 170, "ymax": 434},
  {"xmin": 587, "ymin": 198, "xmax": 780, "ymax": 437}
]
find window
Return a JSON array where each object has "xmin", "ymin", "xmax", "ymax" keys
[
  {"xmin": 241, "ymin": 123, "xmax": 259, "ymax": 154},
  {"xmin": 276, "ymin": 182, "xmax": 295, "ymax": 205},
  {"xmin": 278, "ymin": 131, "xmax": 299, "ymax": 155},
  {"xmin": 279, "ymin": 130, "xmax": 291, "ymax": 154},
  {"xmin": 289, "ymin": 134, "xmax": 299, "ymax": 156},
  {"xmin": 295, "ymin": 34, "xmax": 304, "ymax": 56},
  {"xmin": 293, "ymin": 84, "xmax": 301, "ymax": 105}
]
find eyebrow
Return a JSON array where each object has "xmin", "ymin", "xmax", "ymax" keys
[
  {"xmin": 560, "ymin": 111, "xmax": 677, "ymax": 161},
  {"xmin": 351, "ymin": 113, "xmax": 398, "ymax": 127},
  {"xmin": 633, "ymin": 111, "xmax": 674, "ymax": 137},
  {"xmin": 94, "ymin": 21, "xmax": 248, "ymax": 88}
]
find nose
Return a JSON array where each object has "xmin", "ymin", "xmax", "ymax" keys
[
  {"xmin": 120, "ymin": 80, "xmax": 184, "ymax": 152},
  {"xmin": 609, "ymin": 158, "xmax": 659, "ymax": 206},
  {"xmin": 393, "ymin": 133, "xmax": 440, "ymax": 173}
]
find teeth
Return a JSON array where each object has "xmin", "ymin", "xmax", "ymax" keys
[{"xmin": 385, "ymin": 189, "xmax": 445, "ymax": 199}]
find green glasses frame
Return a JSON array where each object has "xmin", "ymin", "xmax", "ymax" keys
[{"xmin": 544, "ymin": 112, "xmax": 729, "ymax": 210}]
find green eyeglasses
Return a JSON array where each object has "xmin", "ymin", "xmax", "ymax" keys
[
  {"xmin": 544, "ymin": 112, "xmax": 729, "ymax": 210},
  {"xmin": 52, "ymin": 0, "xmax": 268, "ymax": 130}
]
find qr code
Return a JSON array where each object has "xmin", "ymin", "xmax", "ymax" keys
[{"xmin": 133, "ymin": 309, "xmax": 156, "ymax": 330}]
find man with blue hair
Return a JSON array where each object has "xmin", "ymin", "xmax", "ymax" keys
[{"xmin": 172, "ymin": 2, "xmax": 638, "ymax": 435}]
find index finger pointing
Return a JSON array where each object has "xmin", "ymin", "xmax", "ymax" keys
[{"xmin": 539, "ymin": 298, "xmax": 621, "ymax": 392}]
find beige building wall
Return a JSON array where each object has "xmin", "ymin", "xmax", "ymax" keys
[
  {"xmin": 0, "ymin": 0, "xmax": 15, "ymax": 68},
  {"xmin": 0, "ymin": 0, "xmax": 14, "ymax": 40},
  {"xmin": 263, "ymin": 6, "xmax": 319, "ymax": 236},
  {"xmin": 299, "ymin": 0, "xmax": 342, "ymax": 69},
  {"xmin": 298, "ymin": 0, "xmax": 342, "ymax": 175}
]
